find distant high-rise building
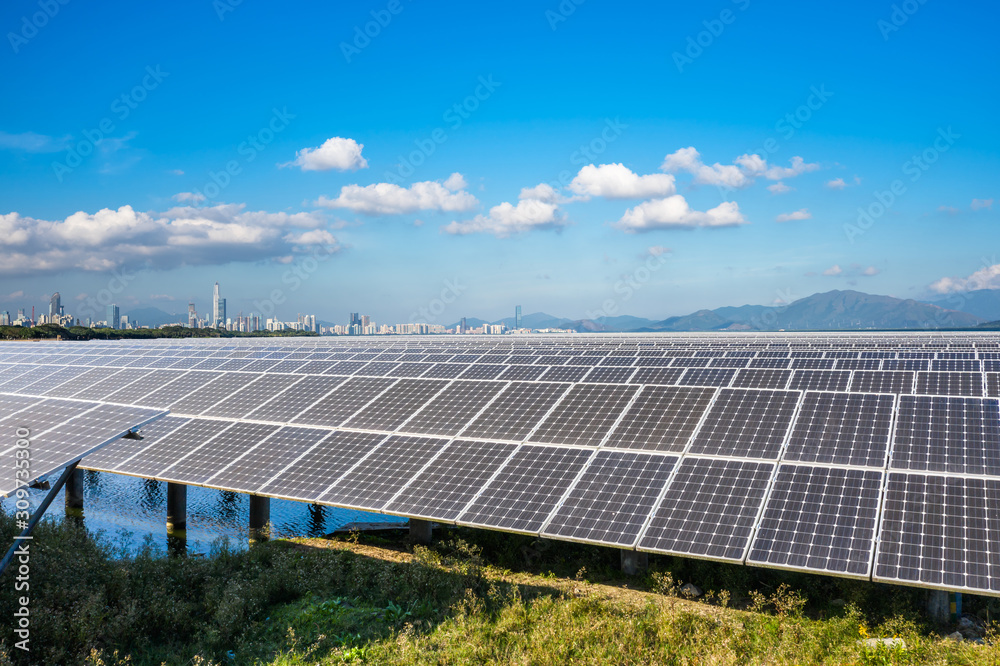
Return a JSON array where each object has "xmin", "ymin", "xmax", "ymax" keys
[
  {"xmin": 49, "ymin": 292, "xmax": 61, "ymax": 317},
  {"xmin": 349, "ymin": 312, "xmax": 361, "ymax": 335},
  {"xmin": 188, "ymin": 302, "xmax": 197, "ymax": 328},
  {"xmin": 218, "ymin": 298, "xmax": 226, "ymax": 327},
  {"xmin": 0, "ymin": 311, "xmax": 9, "ymax": 326},
  {"xmin": 361, "ymin": 314, "xmax": 370, "ymax": 328},
  {"xmin": 515, "ymin": 305, "xmax": 522, "ymax": 330},
  {"xmin": 212, "ymin": 282, "xmax": 221, "ymax": 326},
  {"xmin": 106, "ymin": 304, "xmax": 120, "ymax": 330},
  {"xmin": 460, "ymin": 317, "xmax": 467, "ymax": 333}
]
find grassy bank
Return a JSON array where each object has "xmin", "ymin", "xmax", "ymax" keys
[{"xmin": 0, "ymin": 512, "xmax": 997, "ymax": 665}]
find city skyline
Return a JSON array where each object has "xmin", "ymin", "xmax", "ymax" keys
[{"xmin": 1, "ymin": 1, "xmax": 998, "ymax": 326}]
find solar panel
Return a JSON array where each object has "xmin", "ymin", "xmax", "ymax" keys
[
  {"xmin": 916, "ymin": 372, "xmax": 983, "ymax": 397},
  {"xmin": 343, "ymin": 379, "xmax": 449, "ymax": 431},
  {"xmin": 539, "ymin": 366, "xmax": 591, "ymax": 383},
  {"xmin": 497, "ymin": 365, "xmax": 547, "ymax": 381},
  {"xmin": 137, "ymin": 370, "xmax": 223, "ymax": 409},
  {"xmin": 100, "ymin": 369, "xmax": 188, "ymax": 404},
  {"xmin": 201, "ymin": 374, "xmax": 303, "ymax": 419},
  {"xmin": 529, "ymin": 384, "xmax": 639, "ymax": 447},
  {"xmin": 82, "ymin": 415, "xmax": 191, "ymax": 470},
  {"xmin": 582, "ymin": 366, "xmax": 636, "ymax": 383},
  {"xmin": 989, "ymin": 373, "xmax": 1000, "ymax": 398},
  {"xmin": 320, "ymin": 435, "xmax": 449, "ymax": 510},
  {"xmin": 788, "ymin": 370, "xmax": 851, "ymax": 392},
  {"xmin": 458, "ymin": 445, "xmax": 594, "ymax": 534},
  {"xmin": 638, "ymin": 457, "xmax": 774, "ymax": 562},
  {"xmin": 875, "ymin": 473, "xmax": 998, "ymax": 593},
  {"xmin": 244, "ymin": 375, "xmax": 347, "ymax": 422},
  {"xmin": 459, "ymin": 382, "xmax": 572, "ymax": 442},
  {"xmin": 384, "ymin": 439, "xmax": 518, "ymax": 520},
  {"xmin": 111, "ymin": 418, "xmax": 233, "ymax": 478},
  {"xmin": 542, "ymin": 450, "xmax": 677, "ymax": 546},
  {"xmin": 678, "ymin": 367, "xmax": 736, "ymax": 387},
  {"xmin": 158, "ymin": 422, "xmax": 282, "ymax": 485},
  {"xmin": 890, "ymin": 396, "xmax": 1000, "ymax": 475},
  {"xmin": 731, "ymin": 368, "xmax": 791, "ymax": 390},
  {"xmin": 258, "ymin": 430, "xmax": 385, "ymax": 501},
  {"xmin": 15, "ymin": 366, "xmax": 89, "ymax": 395},
  {"xmin": 631, "ymin": 367, "xmax": 684, "ymax": 385},
  {"xmin": 782, "ymin": 392, "xmax": 894, "ymax": 467},
  {"xmin": 850, "ymin": 371, "xmax": 913, "ymax": 394},
  {"xmin": 400, "ymin": 380, "xmax": 507, "ymax": 436},
  {"xmin": 291, "ymin": 377, "xmax": 396, "ymax": 427},
  {"xmin": 603, "ymin": 386, "xmax": 715, "ymax": 452},
  {"xmin": 747, "ymin": 465, "xmax": 881, "ymax": 577},
  {"xmin": 688, "ymin": 389, "xmax": 800, "ymax": 459}
]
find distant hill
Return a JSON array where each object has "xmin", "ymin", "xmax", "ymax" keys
[
  {"xmin": 124, "ymin": 307, "xmax": 186, "ymax": 328},
  {"xmin": 640, "ymin": 290, "xmax": 983, "ymax": 332},
  {"xmin": 923, "ymin": 289, "xmax": 1000, "ymax": 322}
]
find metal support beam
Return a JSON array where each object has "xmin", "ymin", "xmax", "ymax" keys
[
  {"xmin": 166, "ymin": 482, "xmax": 187, "ymax": 555},
  {"xmin": 409, "ymin": 518, "xmax": 432, "ymax": 544},
  {"xmin": 248, "ymin": 494, "xmax": 270, "ymax": 544},
  {"xmin": 0, "ymin": 462, "xmax": 79, "ymax": 577},
  {"xmin": 65, "ymin": 467, "xmax": 84, "ymax": 514},
  {"xmin": 621, "ymin": 549, "xmax": 648, "ymax": 576}
]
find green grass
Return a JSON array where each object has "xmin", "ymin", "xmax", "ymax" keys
[{"xmin": 1, "ymin": 512, "xmax": 998, "ymax": 665}]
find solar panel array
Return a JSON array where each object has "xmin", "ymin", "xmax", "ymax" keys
[
  {"xmin": 1, "ymin": 332, "xmax": 999, "ymax": 595},
  {"xmin": 0, "ymin": 391, "xmax": 166, "ymax": 497}
]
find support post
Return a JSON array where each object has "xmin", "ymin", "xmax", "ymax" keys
[
  {"xmin": 0, "ymin": 462, "xmax": 78, "ymax": 577},
  {"xmin": 409, "ymin": 518, "xmax": 432, "ymax": 544},
  {"xmin": 65, "ymin": 467, "xmax": 84, "ymax": 515},
  {"xmin": 927, "ymin": 589, "xmax": 950, "ymax": 624},
  {"xmin": 248, "ymin": 494, "xmax": 270, "ymax": 544},
  {"xmin": 166, "ymin": 482, "xmax": 187, "ymax": 555},
  {"xmin": 621, "ymin": 549, "xmax": 648, "ymax": 576}
]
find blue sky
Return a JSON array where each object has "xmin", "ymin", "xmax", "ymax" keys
[{"xmin": 1, "ymin": 0, "xmax": 997, "ymax": 325}]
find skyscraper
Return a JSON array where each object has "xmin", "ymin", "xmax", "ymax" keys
[
  {"xmin": 218, "ymin": 298, "xmax": 226, "ymax": 328},
  {"xmin": 49, "ymin": 292, "xmax": 61, "ymax": 317},
  {"xmin": 460, "ymin": 317, "xmax": 467, "ymax": 333},
  {"xmin": 212, "ymin": 282, "xmax": 221, "ymax": 327},
  {"xmin": 188, "ymin": 302, "xmax": 197, "ymax": 328},
  {"xmin": 349, "ymin": 312, "xmax": 360, "ymax": 335},
  {"xmin": 106, "ymin": 304, "xmax": 120, "ymax": 330},
  {"xmin": 515, "ymin": 305, "xmax": 522, "ymax": 330}
]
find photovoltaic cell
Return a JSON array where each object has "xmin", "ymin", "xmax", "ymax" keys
[
  {"xmin": 631, "ymin": 367, "xmax": 684, "ymax": 385},
  {"xmin": 170, "ymin": 372, "xmax": 265, "ymax": 415},
  {"xmin": 748, "ymin": 465, "xmax": 881, "ymax": 577},
  {"xmin": 875, "ymin": 473, "xmax": 999, "ymax": 593},
  {"xmin": 320, "ymin": 435, "xmax": 449, "ymax": 510},
  {"xmin": 788, "ymin": 370, "xmax": 851, "ymax": 392},
  {"xmin": 782, "ymin": 392, "xmax": 894, "ymax": 467},
  {"xmin": 137, "ymin": 371, "xmax": 222, "ymax": 409},
  {"xmin": 112, "ymin": 418, "xmax": 233, "ymax": 478},
  {"xmin": 850, "ymin": 371, "xmax": 913, "ymax": 394},
  {"xmin": 543, "ymin": 450, "xmax": 677, "ymax": 546},
  {"xmin": 497, "ymin": 365, "xmax": 546, "ymax": 381},
  {"xmin": 101, "ymin": 370, "xmax": 188, "ymax": 404},
  {"xmin": 384, "ymin": 440, "xmax": 518, "ymax": 521},
  {"xmin": 539, "ymin": 366, "xmax": 591, "ymax": 383},
  {"xmin": 458, "ymin": 445, "xmax": 594, "ymax": 534},
  {"xmin": 638, "ymin": 458, "xmax": 774, "ymax": 562},
  {"xmin": 688, "ymin": 389, "xmax": 800, "ymax": 459},
  {"xmin": 529, "ymin": 383, "xmax": 639, "ymax": 447},
  {"xmin": 201, "ymin": 374, "xmax": 303, "ymax": 419},
  {"xmin": 890, "ymin": 396, "xmax": 1000, "ymax": 475},
  {"xmin": 245, "ymin": 375, "xmax": 346, "ymax": 422},
  {"xmin": 603, "ymin": 386, "xmax": 714, "ymax": 452},
  {"xmin": 82, "ymin": 415, "xmax": 191, "ymax": 471},
  {"xmin": 678, "ymin": 368, "xmax": 736, "ymax": 387},
  {"xmin": 731, "ymin": 368, "xmax": 791, "ymax": 390}
]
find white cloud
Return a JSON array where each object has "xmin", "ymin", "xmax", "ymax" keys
[
  {"xmin": 569, "ymin": 163, "xmax": 676, "ymax": 199},
  {"xmin": 862, "ymin": 266, "xmax": 880, "ymax": 276},
  {"xmin": 282, "ymin": 137, "xmax": 368, "ymax": 172},
  {"xmin": 661, "ymin": 147, "xmax": 818, "ymax": 189},
  {"xmin": 0, "ymin": 203, "xmax": 339, "ymax": 276},
  {"xmin": 775, "ymin": 208, "xmax": 812, "ymax": 222},
  {"xmin": 938, "ymin": 205, "xmax": 960, "ymax": 214},
  {"xmin": 768, "ymin": 182, "xmax": 794, "ymax": 195},
  {"xmin": 172, "ymin": 192, "xmax": 206, "ymax": 205},
  {"xmin": 826, "ymin": 177, "xmax": 847, "ymax": 189},
  {"xmin": 614, "ymin": 196, "xmax": 747, "ymax": 232},
  {"xmin": 518, "ymin": 183, "xmax": 561, "ymax": 203},
  {"xmin": 822, "ymin": 264, "xmax": 843, "ymax": 276},
  {"xmin": 930, "ymin": 264, "xmax": 1000, "ymax": 294},
  {"xmin": 149, "ymin": 294, "xmax": 176, "ymax": 301},
  {"xmin": 972, "ymin": 198, "xmax": 994, "ymax": 211},
  {"xmin": 316, "ymin": 177, "xmax": 478, "ymax": 215},
  {"xmin": 441, "ymin": 196, "xmax": 566, "ymax": 238},
  {"xmin": 0, "ymin": 130, "xmax": 71, "ymax": 153},
  {"xmin": 443, "ymin": 172, "xmax": 467, "ymax": 191}
]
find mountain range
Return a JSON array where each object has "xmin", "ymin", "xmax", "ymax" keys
[{"xmin": 121, "ymin": 289, "xmax": 998, "ymax": 333}]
